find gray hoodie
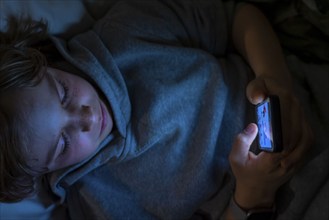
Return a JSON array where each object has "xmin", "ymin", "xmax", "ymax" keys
[{"xmin": 48, "ymin": 0, "xmax": 253, "ymax": 219}]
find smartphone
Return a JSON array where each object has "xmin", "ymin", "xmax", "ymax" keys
[{"xmin": 255, "ymin": 95, "xmax": 283, "ymax": 152}]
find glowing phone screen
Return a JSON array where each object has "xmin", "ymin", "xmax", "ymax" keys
[{"xmin": 256, "ymin": 100, "xmax": 273, "ymax": 149}]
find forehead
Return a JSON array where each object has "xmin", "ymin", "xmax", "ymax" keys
[
  {"xmin": 0, "ymin": 73, "xmax": 57, "ymax": 166},
  {"xmin": 0, "ymin": 73, "xmax": 53, "ymax": 121}
]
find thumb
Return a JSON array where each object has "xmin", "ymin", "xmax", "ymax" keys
[
  {"xmin": 246, "ymin": 78, "xmax": 268, "ymax": 105},
  {"xmin": 230, "ymin": 123, "xmax": 258, "ymax": 164}
]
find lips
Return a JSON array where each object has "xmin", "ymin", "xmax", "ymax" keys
[{"xmin": 99, "ymin": 100, "xmax": 107, "ymax": 137}]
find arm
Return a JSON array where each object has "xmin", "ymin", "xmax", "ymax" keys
[
  {"xmin": 231, "ymin": 3, "xmax": 312, "ymax": 155},
  {"xmin": 232, "ymin": 3, "xmax": 292, "ymax": 90},
  {"xmin": 231, "ymin": 3, "xmax": 291, "ymax": 210},
  {"xmin": 222, "ymin": 3, "xmax": 313, "ymax": 219}
]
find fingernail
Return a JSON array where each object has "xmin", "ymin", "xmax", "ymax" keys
[{"xmin": 244, "ymin": 124, "xmax": 255, "ymax": 134}]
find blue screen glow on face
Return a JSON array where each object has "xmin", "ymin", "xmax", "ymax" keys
[{"xmin": 257, "ymin": 101, "xmax": 273, "ymax": 149}]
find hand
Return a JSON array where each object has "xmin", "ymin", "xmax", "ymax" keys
[
  {"xmin": 246, "ymin": 76, "xmax": 313, "ymax": 164},
  {"xmin": 229, "ymin": 123, "xmax": 295, "ymax": 210}
]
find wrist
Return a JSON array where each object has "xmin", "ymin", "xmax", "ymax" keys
[
  {"xmin": 228, "ymin": 196, "xmax": 276, "ymax": 220},
  {"xmin": 234, "ymin": 185, "xmax": 275, "ymax": 210}
]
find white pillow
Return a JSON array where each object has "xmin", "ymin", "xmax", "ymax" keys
[
  {"xmin": 0, "ymin": 195, "xmax": 68, "ymax": 220},
  {"xmin": 0, "ymin": 177, "xmax": 68, "ymax": 220},
  {"xmin": 0, "ymin": 0, "xmax": 95, "ymax": 38}
]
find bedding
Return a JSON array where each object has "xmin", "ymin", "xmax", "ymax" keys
[{"xmin": 0, "ymin": 0, "xmax": 328, "ymax": 219}]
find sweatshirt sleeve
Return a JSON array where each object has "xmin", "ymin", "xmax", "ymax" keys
[{"xmin": 94, "ymin": 0, "xmax": 236, "ymax": 57}]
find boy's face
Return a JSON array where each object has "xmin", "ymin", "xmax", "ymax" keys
[{"xmin": 0, "ymin": 67, "xmax": 114, "ymax": 172}]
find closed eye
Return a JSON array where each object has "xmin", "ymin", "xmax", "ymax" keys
[
  {"xmin": 55, "ymin": 132, "xmax": 71, "ymax": 160},
  {"xmin": 60, "ymin": 132, "xmax": 70, "ymax": 156},
  {"xmin": 57, "ymin": 79, "xmax": 69, "ymax": 104}
]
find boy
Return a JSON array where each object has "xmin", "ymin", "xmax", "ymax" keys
[{"xmin": 0, "ymin": 1, "xmax": 312, "ymax": 219}]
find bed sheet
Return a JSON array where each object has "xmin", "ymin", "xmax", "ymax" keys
[{"xmin": 278, "ymin": 54, "xmax": 329, "ymax": 220}]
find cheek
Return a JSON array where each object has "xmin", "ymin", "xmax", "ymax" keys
[
  {"xmin": 72, "ymin": 135, "xmax": 98, "ymax": 159},
  {"xmin": 73, "ymin": 79, "xmax": 97, "ymax": 99},
  {"xmin": 53, "ymin": 134, "xmax": 100, "ymax": 170}
]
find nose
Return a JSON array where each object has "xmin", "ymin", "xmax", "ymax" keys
[{"xmin": 70, "ymin": 105, "xmax": 93, "ymax": 132}]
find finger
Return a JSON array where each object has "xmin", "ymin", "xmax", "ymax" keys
[
  {"xmin": 276, "ymin": 163, "xmax": 296, "ymax": 184},
  {"xmin": 230, "ymin": 123, "xmax": 258, "ymax": 165},
  {"xmin": 258, "ymin": 152, "xmax": 283, "ymax": 166},
  {"xmin": 268, "ymin": 153, "xmax": 296, "ymax": 180},
  {"xmin": 246, "ymin": 78, "xmax": 268, "ymax": 105},
  {"xmin": 284, "ymin": 98, "xmax": 303, "ymax": 152},
  {"xmin": 280, "ymin": 98, "xmax": 292, "ymax": 151},
  {"xmin": 257, "ymin": 151, "xmax": 284, "ymax": 172},
  {"xmin": 288, "ymin": 107, "xmax": 303, "ymax": 152},
  {"xmin": 281, "ymin": 121, "xmax": 313, "ymax": 171}
]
